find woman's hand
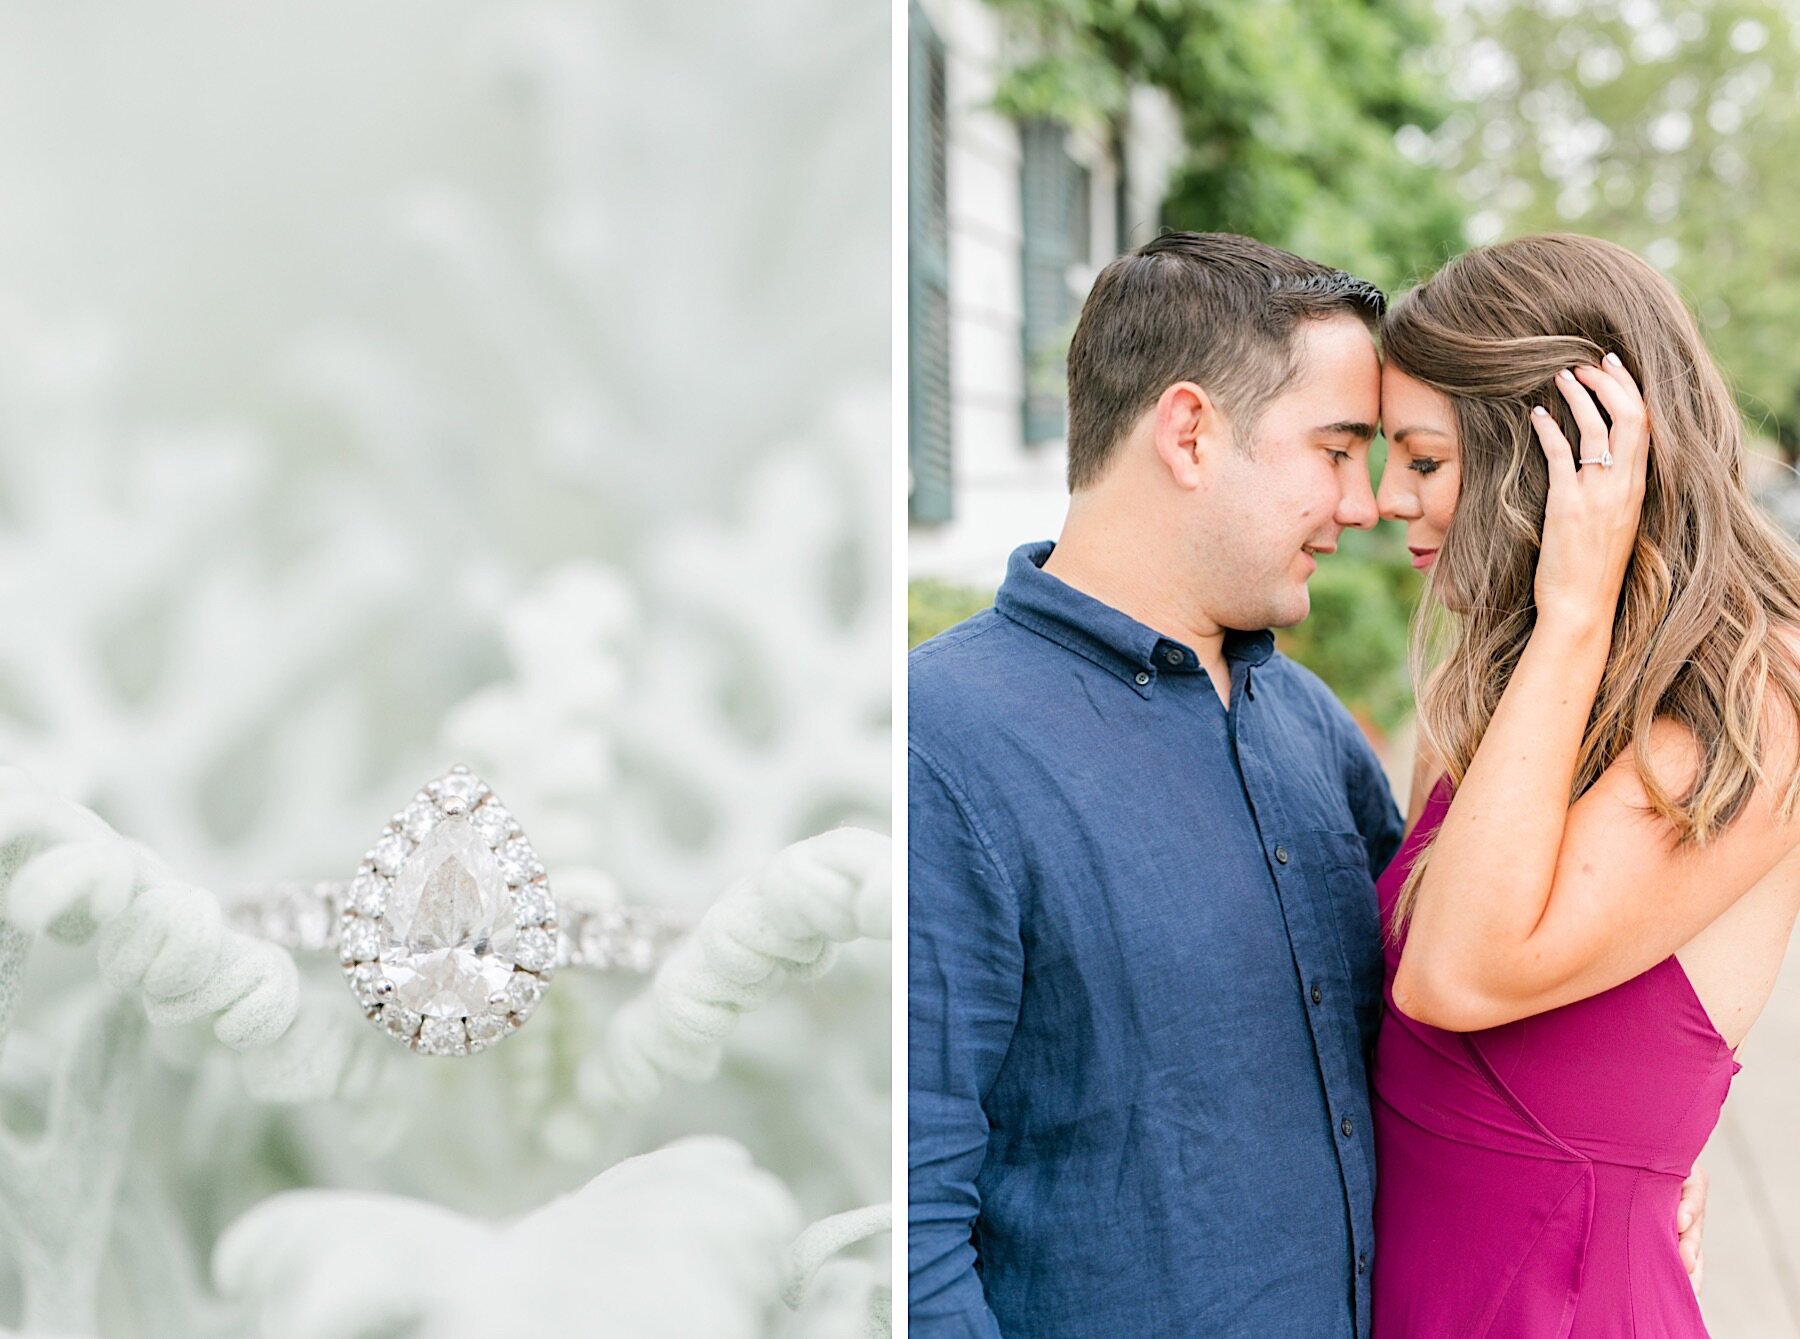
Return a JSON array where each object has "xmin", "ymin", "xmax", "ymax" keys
[
  {"xmin": 1678, "ymin": 1163, "xmax": 1709, "ymax": 1294},
  {"xmin": 1528, "ymin": 354, "xmax": 1651, "ymax": 636}
]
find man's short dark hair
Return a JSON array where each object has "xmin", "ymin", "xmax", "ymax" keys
[{"xmin": 1063, "ymin": 232, "xmax": 1385, "ymax": 489}]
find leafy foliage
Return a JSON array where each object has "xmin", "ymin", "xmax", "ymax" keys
[
  {"xmin": 1432, "ymin": 0, "xmax": 1800, "ymax": 455},
  {"xmin": 909, "ymin": 579, "xmax": 995, "ymax": 648},
  {"xmin": 985, "ymin": 0, "xmax": 1468, "ymax": 291}
]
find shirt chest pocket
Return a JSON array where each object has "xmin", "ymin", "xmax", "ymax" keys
[{"xmin": 1308, "ymin": 829, "xmax": 1384, "ymax": 1033}]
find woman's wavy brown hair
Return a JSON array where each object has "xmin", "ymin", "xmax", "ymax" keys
[{"xmin": 1382, "ymin": 233, "xmax": 1800, "ymax": 928}]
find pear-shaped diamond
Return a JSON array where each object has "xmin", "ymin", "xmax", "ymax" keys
[{"xmin": 342, "ymin": 767, "xmax": 555, "ymax": 1053}]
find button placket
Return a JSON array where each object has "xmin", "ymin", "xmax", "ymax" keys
[{"xmin": 1237, "ymin": 721, "xmax": 1375, "ymax": 1265}]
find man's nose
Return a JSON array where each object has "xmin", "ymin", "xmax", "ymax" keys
[{"xmin": 1338, "ymin": 460, "xmax": 1380, "ymax": 530}]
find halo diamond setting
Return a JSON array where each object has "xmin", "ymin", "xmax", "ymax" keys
[
  {"xmin": 234, "ymin": 764, "xmax": 683, "ymax": 1058},
  {"xmin": 337, "ymin": 766, "xmax": 554, "ymax": 1055}
]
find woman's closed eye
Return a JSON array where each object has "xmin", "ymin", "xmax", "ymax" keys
[{"xmin": 1408, "ymin": 457, "xmax": 1441, "ymax": 476}]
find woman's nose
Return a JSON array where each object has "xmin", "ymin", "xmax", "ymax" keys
[{"xmin": 1376, "ymin": 466, "xmax": 1420, "ymax": 522}]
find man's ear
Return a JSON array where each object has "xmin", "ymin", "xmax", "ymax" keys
[{"xmin": 1150, "ymin": 381, "xmax": 1229, "ymax": 489}]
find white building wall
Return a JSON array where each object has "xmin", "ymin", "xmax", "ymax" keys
[{"xmin": 909, "ymin": 0, "xmax": 1184, "ymax": 590}]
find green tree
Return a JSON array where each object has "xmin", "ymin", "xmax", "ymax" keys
[
  {"xmin": 984, "ymin": 0, "xmax": 1468, "ymax": 291},
  {"xmin": 1432, "ymin": 0, "xmax": 1800, "ymax": 456}
]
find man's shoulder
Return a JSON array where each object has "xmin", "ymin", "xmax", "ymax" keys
[
  {"xmin": 910, "ymin": 606, "xmax": 1006, "ymax": 670},
  {"xmin": 910, "ymin": 608, "xmax": 1075, "ymax": 771},
  {"xmin": 909, "ymin": 608, "xmax": 1031, "ymax": 709}
]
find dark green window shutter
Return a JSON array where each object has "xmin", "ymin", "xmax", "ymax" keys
[
  {"xmin": 909, "ymin": 3, "xmax": 953, "ymax": 524},
  {"xmin": 1020, "ymin": 120, "xmax": 1089, "ymax": 445}
]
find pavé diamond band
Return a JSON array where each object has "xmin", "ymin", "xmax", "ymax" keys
[{"xmin": 234, "ymin": 765, "xmax": 684, "ymax": 1056}]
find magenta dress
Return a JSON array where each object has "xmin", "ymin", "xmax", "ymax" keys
[{"xmin": 1371, "ymin": 779, "xmax": 1739, "ymax": 1338}]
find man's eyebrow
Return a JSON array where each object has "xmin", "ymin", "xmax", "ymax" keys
[
  {"xmin": 1389, "ymin": 425, "xmax": 1452, "ymax": 445},
  {"xmin": 1317, "ymin": 420, "xmax": 1377, "ymax": 440}
]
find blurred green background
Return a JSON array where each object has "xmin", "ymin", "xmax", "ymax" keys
[{"xmin": 909, "ymin": 0, "xmax": 1800, "ymax": 750}]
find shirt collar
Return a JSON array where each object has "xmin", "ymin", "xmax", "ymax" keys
[{"xmin": 993, "ymin": 541, "xmax": 1275, "ymax": 696}]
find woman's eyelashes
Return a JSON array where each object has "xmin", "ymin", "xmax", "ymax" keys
[{"xmin": 1407, "ymin": 457, "xmax": 1441, "ymax": 477}]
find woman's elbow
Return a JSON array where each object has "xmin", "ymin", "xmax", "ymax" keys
[{"xmin": 1390, "ymin": 959, "xmax": 1510, "ymax": 1033}]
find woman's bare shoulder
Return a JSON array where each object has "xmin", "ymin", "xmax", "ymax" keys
[{"xmin": 1404, "ymin": 729, "xmax": 1446, "ymax": 834}]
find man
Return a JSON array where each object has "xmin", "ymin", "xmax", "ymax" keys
[{"xmin": 907, "ymin": 232, "xmax": 1706, "ymax": 1337}]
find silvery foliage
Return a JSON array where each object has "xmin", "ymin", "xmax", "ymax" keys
[{"xmin": 0, "ymin": 0, "xmax": 889, "ymax": 1334}]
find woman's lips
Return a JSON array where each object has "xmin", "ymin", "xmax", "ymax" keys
[{"xmin": 1409, "ymin": 546, "xmax": 1438, "ymax": 571}]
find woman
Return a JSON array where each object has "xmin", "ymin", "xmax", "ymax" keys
[{"xmin": 1368, "ymin": 233, "xmax": 1800, "ymax": 1336}]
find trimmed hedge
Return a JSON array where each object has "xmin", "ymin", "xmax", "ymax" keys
[{"xmin": 909, "ymin": 579, "xmax": 995, "ymax": 649}]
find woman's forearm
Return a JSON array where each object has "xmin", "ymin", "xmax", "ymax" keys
[{"xmin": 1402, "ymin": 612, "xmax": 1612, "ymax": 989}]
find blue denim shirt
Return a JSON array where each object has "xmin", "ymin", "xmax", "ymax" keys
[{"xmin": 908, "ymin": 542, "xmax": 1404, "ymax": 1339}]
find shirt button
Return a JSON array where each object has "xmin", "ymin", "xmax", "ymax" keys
[
  {"xmin": 1357, "ymin": 1254, "xmax": 1368, "ymax": 1276},
  {"xmin": 1311, "ymin": 984, "xmax": 1323, "ymax": 1005},
  {"xmin": 1274, "ymin": 845, "xmax": 1289, "ymax": 864},
  {"xmin": 1341, "ymin": 1117, "xmax": 1355, "ymax": 1138},
  {"xmin": 1134, "ymin": 671, "xmax": 1151, "ymax": 686},
  {"xmin": 1165, "ymin": 648, "xmax": 1183, "ymax": 665}
]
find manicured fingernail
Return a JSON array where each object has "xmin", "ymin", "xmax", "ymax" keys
[
  {"xmin": 1532, "ymin": 405, "xmax": 1549, "ymax": 417},
  {"xmin": 1557, "ymin": 369, "xmax": 1575, "ymax": 383},
  {"xmin": 1605, "ymin": 352, "xmax": 1623, "ymax": 367}
]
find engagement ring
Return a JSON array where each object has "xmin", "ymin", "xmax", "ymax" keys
[{"xmin": 234, "ymin": 766, "xmax": 684, "ymax": 1056}]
